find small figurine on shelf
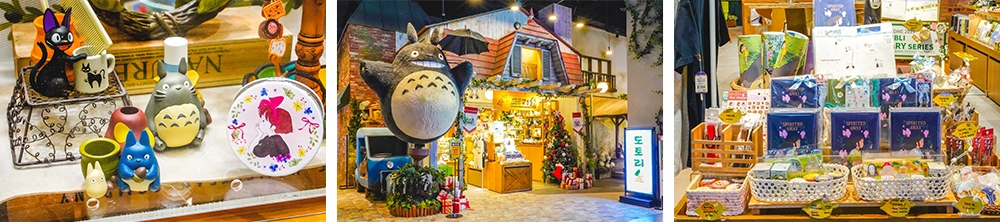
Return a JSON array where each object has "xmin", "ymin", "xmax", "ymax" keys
[
  {"xmin": 85, "ymin": 161, "xmax": 108, "ymax": 199},
  {"xmin": 146, "ymin": 60, "xmax": 207, "ymax": 151},
  {"xmin": 118, "ymin": 129, "xmax": 160, "ymax": 192},
  {"xmin": 30, "ymin": 8, "xmax": 86, "ymax": 97}
]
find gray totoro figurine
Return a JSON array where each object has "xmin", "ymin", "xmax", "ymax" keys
[{"xmin": 146, "ymin": 59, "xmax": 207, "ymax": 151}]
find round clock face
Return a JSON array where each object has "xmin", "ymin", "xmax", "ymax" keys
[{"xmin": 227, "ymin": 78, "xmax": 324, "ymax": 176}]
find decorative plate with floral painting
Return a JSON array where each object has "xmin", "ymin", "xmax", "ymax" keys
[{"xmin": 227, "ymin": 78, "xmax": 324, "ymax": 176}]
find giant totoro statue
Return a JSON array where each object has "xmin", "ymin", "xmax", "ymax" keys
[{"xmin": 359, "ymin": 23, "xmax": 475, "ymax": 145}]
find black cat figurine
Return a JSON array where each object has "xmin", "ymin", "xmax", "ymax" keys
[{"xmin": 30, "ymin": 8, "xmax": 85, "ymax": 97}]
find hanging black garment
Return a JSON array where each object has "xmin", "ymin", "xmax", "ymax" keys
[{"xmin": 675, "ymin": 0, "xmax": 729, "ymax": 167}]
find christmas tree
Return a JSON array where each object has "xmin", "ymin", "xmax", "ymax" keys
[{"xmin": 542, "ymin": 111, "xmax": 579, "ymax": 184}]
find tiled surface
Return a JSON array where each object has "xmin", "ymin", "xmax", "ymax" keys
[{"xmin": 337, "ymin": 179, "xmax": 662, "ymax": 221}]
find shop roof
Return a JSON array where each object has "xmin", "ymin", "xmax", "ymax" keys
[
  {"xmin": 590, "ymin": 97, "xmax": 628, "ymax": 117},
  {"xmin": 407, "ymin": 9, "xmax": 584, "ymax": 85},
  {"xmin": 346, "ymin": 0, "xmax": 435, "ymax": 34}
]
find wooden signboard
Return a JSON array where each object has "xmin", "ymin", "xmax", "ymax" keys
[{"xmin": 11, "ymin": 7, "xmax": 291, "ymax": 94}]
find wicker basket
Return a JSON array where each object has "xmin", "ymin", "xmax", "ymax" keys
[
  {"xmin": 851, "ymin": 165, "xmax": 953, "ymax": 201},
  {"xmin": 932, "ymin": 85, "xmax": 971, "ymax": 105},
  {"xmin": 748, "ymin": 164, "xmax": 849, "ymax": 203},
  {"xmin": 686, "ymin": 174, "xmax": 750, "ymax": 216},
  {"xmin": 949, "ymin": 166, "xmax": 1000, "ymax": 215}
]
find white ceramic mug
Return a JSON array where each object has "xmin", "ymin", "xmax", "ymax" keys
[{"xmin": 73, "ymin": 46, "xmax": 115, "ymax": 94}]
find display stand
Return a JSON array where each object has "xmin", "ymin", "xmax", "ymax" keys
[
  {"xmin": 7, "ymin": 67, "xmax": 131, "ymax": 167},
  {"xmin": 691, "ymin": 123, "xmax": 763, "ymax": 177},
  {"xmin": 10, "ymin": 7, "xmax": 292, "ymax": 94},
  {"xmin": 482, "ymin": 162, "xmax": 532, "ymax": 194},
  {"xmin": 674, "ymin": 184, "xmax": 1000, "ymax": 220},
  {"xmin": 949, "ymin": 30, "xmax": 1000, "ymax": 104}
]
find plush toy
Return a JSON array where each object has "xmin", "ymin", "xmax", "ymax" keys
[
  {"xmin": 31, "ymin": 8, "xmax": 86, "ymax": 97},
  {"xmin": 146, "ymin": 59, "xmax": 207, "ymax": 151},
  {"xmin": 85, "ymin": 161, "xmax": 108, "ymax": 198},
  {"xmin": 359, "ymin": 23, "xmax": 475, "ymax": 144},
  {"xmin": 118, "ymin": 129, "xmax": 160, "ymax": 192}
]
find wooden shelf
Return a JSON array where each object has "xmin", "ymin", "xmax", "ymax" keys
[{"xmin": 949, "ymin": 30, "xmax": 1000, "ymax": 104}]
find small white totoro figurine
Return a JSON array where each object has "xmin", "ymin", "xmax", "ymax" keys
[{"xmin": 85, "ymin": 161, "xmax": 108, "ymax": 199}]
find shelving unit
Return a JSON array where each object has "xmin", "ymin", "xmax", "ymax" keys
[{"xmin": 949, "ymin": 30, "xmax": 1000, "ymax": 105}]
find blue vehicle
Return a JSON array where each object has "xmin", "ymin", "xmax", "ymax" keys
[{"xmin": 355, "ymin": 128, "xmax": 412, "ymax": 195}]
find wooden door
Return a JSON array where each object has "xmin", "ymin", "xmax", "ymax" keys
[
  {"xmin": 968, "ymin": 48, "xmax": 988, "ymax": 91},
  {"xmin": 989, "ymin": 58, "xmax": 1000, "ymax": 103},
  {"xmin": 948, "ymin": 36, "xmax": 965, "ymax": 71}
]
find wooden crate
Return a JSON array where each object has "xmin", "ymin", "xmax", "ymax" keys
[
  {"xmin": 11, "ymin": 7, "xmax": 291, "ymax": 94},
  {"xmin": 483, "ymin": 162, "xmax": 532, "ymax": 194},
  {"xmin": 691, "ymin": 123, "xmax": 763, "ymax": 177}
]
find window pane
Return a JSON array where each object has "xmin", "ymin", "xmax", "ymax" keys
[
  {"xmin": 581, "ymin": 58, "xmax": 590, "ymax": 72},
  {"xmin": 521, "ymin": 47, "xmax": 542, "ymax": 80}
]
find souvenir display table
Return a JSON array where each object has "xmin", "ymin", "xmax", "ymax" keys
[
  {"xmin": 948, "ymin": 30, "xmax": 1000, "ymax": 104},
  {"xmin": 0, "ymin": 65, "xmax": 326, "ymax": 221},
  {"xmin": 676, "ymin": 184, "xmax": 1000, "ymax": 220}
]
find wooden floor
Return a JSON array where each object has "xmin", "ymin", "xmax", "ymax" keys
[{"xmin": 149, "ymin": 197, "xmax": 326, "ymax": 221}]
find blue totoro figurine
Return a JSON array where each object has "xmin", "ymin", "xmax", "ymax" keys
[{"xmin": 118, "ymin": 129, "xmax": 160, "ymax": 192}]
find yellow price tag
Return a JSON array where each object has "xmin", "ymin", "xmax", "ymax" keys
[
  {"xmin": 953, "ymin": 123, "xmax": 979, "ymax": 140},
  {"xmin": 695, "ymin": 201, "xmax": 728, "ymax": 220},
  {"xmin": 903, "ymin": 19, "xmax": 926, "ymax": 31},
  {"xmin": 933, "ymin": 95, "xmax": 958, "ymax": 107},
  {"xmin": 881, "ymin": 198, "xmax": 915, "ymax": 217},
  {"xmin": 954, "ymin": 196, "xmax": 985, "ymax": 216},
  {"xmin": 954, "ymin": 52, "xmax": 978, "ymax": 61},
  {"xmin": 719, "ymin": 108, "xmax": 746, "ymax": 124},
  {"xmin": 802, "ymin": 198, "xmax": 838, "ymax": 219}
]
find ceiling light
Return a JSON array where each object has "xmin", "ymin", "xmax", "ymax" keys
[
  {"xmin": 576, "ymin": 22, "xmax": 584, "ymax": 28},
  {"xmin": 549, "ymin": 15, "xmax": 557, "ymax": 20},
  {"xmin": 511, "ymin": 5, "xmax": 520, "ymax": 11},
  {"xmin": 485, "ymin": 90, "xmax": 494, "ymax": 100}
]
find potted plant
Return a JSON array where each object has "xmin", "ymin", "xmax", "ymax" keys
[
  {"xmin": 386, "ymin": 163, "xmax": 445, "ymax": 217},
  {"xmin": 727, "ymin": 15, "xmax": 739, "ymax": 27}
]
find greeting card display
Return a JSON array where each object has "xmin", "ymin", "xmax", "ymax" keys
[
  {"xmin": 227, "ymin": 78, "xmax": 325, "ymax": 176},
  {"xmin": 826, "ymin": 76, "xmax": 876, "ymax": 107},
  {"xmin": 890, "ymin": 107, "xmax": 941, "ymax": 156},
  {"xmin": 767, "ymin": 108, "xmax": 821, "ymax": 155},
  {"xmin": 812, "ymin": 23, "xmax": 895, "ymax": 78},
  {"xmin": 771, "ymin": 76, "xmax": 822, "ymax": 108},
  {"xmin": 877, "ymin": 77, "xmax": 920, "ymax": 107},
  {"xmin": 772, "ymin": 31, "xmax": 810, "ymax": 77},
  {"xmin": 878, "ymin": 77, "xmax": 920, "ymax": 143},
  {"xmin": 763, "ymin": 32, "xmax": 785, "ymax": 71},
  {"xmin": 831, "ymin": 108, "xmax": 880, "ymax": 167},
  {"xmin": 815, "ymin": 0, "xmax": 857, "ymax": 27}
]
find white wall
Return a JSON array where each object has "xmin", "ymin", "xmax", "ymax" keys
[
  {"xmin": 625, "ymin": 3, "xmax": 663, "ymax": 131},
  {"xmin": 572, "ymin": 26, "xmax": 628, "ymax": 95}
]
